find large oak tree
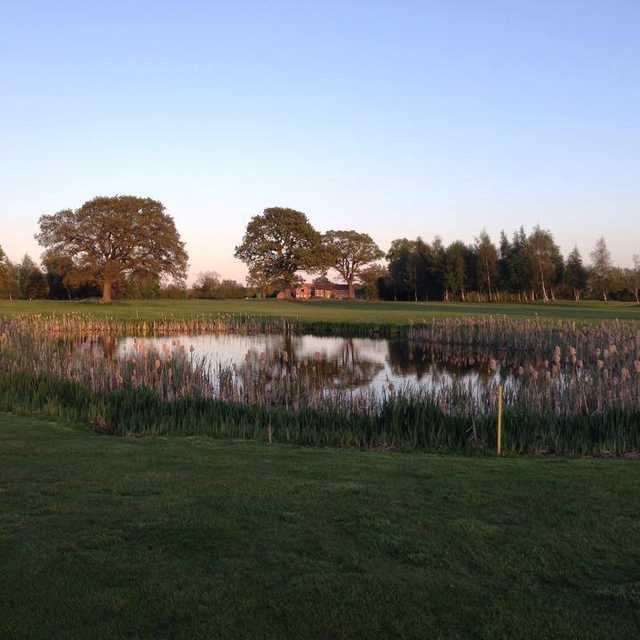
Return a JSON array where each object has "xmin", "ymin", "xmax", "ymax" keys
[
  {"xmin": 36, "ymin": 196, "xmax": 188, "ymax": 303},
  {"xmin": 234, "ymin": 207, "xmax": 323, "ymax": 290},
  {"xmin": 322, "ymin": 230, "xmax": 384, "ymax": 298}
]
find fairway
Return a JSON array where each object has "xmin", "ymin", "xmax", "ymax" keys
[
  {"xmin": 1, "ymin": 297, "xmax": 640, "ymax": 324},
  {"xmin": 1, "ymin": 414, "xmax": 639, "ymax": 640}
]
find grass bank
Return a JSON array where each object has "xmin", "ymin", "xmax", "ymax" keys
[
  {"xmin": 3, "ymin": 370, "xmax": 639, "ymax": 455},
  {"xmin": 1, "ymin": 414, "xmax": 639, "ymax": 639},
  {"xmin": 2, "ymin": 297, "xmax": 640, "ymax": 326}
]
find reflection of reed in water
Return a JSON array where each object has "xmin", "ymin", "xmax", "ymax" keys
[
  {"xmin": 227, "ymin": 335, "xmax": 385, "ymax": 404},
  {"xmin": 387, "ymin": 340, "xmax": 504, "ymax": 381},
  {"xmin": 386, "ymin": 340, "xmax": 614, "ymax": 387}
]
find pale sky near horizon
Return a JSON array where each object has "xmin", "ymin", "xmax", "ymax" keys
[{"xmin": 1, "ymin": 1, "xmax": 638, "ymax": 283}]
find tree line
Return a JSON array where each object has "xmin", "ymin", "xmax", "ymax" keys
[
  {"xmin": 0, "ymin": 197, "xmax": 638, "ymax": 303},
  {"xmin": 0, "ymin": 250, "xmax": 248, "ymax": 302},
  {"xmin": 375, "ymin": 230, "xmax": 640, "ymax": 303},
  {"xmin": 234, "ymin": 208, "xmax": 640, "ymax": 303}
]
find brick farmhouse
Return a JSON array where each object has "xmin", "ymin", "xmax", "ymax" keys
[{"xmin": 276, "ymin": 281, "xmax": 351, "ymax": 300}]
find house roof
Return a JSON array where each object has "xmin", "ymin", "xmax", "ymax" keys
[{"xmin": 299, "ymin": 282, "xmax": 349, "ymax": 290}]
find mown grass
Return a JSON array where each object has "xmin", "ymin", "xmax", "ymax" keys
[
  {"xmin": 1, "ymin": 413, "xmax": 639, "ymax": 640},
  {"xmin": 2, "ymin": 297, "xmax": 640, "ymax": 324}
]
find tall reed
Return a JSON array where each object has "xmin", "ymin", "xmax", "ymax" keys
[{"xmin": 7, "ymin": 311, "xmax": 640, "ymax": 342}]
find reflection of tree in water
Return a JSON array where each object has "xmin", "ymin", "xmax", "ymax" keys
[
  {"xmin": 66, "ymin": 336, "xmax": 116, "ymax": 359},
  {"xmin": 387, "ymin": 340, "xmax": 489, "ymax": 380},
  {"xmin": 386, "ymin": 341, "xmax": 549, "ymax": 382},
  {"xmin": 70, "ymin": 334, "xmax": 593, "ymax": 409},
  {"xmin": 80, "ymin": 334, "xmax": 383, "ymax": 396},
  {"xmin": 237, "ymin": 334, "xmax": 385, "ymax": 396}
]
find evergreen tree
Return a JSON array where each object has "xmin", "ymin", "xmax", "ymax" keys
[
  {"xmin": 475, "ymin": 230, "xmax": 498, "ymax": 299},
  {"xmin": 386, "ymin": 239, "xmax": 415, "ymax": 300},
  {"xmin": 16, "ymin": 255, "xmax": 48, "ymax": 299},
  {"xmin": 497, "ymin": 228, "xmax": 533, "ymax": 297},
  {"xmin": 444, "ymin": 241, "xmax": 468, "ymax": 301},
  {"xmin": 427, "ymin": 236, "xmax": 447, "ymax": 301},
  {"xmin": 497, "ymin": 231, "xmax": 512, "ymax": 294},
  {"xmin": 564, "ymin": 247, "xmax": 588, "ymax": 301},
  {"xmin": 413, "ymin": 237, "xmax": 431, "ymax": 301}
]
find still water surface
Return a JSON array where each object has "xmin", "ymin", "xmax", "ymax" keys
[{"xmin": 118, "ymin": 333, "xmax": 509, "ymax": 395}]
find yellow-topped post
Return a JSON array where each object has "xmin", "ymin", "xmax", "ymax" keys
[{"xmin": 497, "ymin": 384, "xmax": 504, "ymax": 456}]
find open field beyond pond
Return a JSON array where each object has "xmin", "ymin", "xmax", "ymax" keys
[
  {"xmin": 2, "ymin": 297, "xmax": 640, "ymax": 324},
  {"xmin": 1, "ymin": 413, "xmax": 639, "ymax": 640}
]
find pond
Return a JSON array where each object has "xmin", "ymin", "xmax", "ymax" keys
[
  {"xmin": 117, "ymin": 333, "xmax": 518, "ymax": 397},
  {"xmin": 3, "ymin": 317, "xmax": 638, "ymax": 452}
]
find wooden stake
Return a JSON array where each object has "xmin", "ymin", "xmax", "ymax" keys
[
  {"xmin": 267, "ymin": 421, "xmax": 272, "ymax": 446},
  {"xmin": 497, "ymin": 384, "xmax": 503, "ymax": 456}
]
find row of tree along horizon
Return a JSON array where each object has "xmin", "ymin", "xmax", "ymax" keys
[{"xmin": 0, "ymin": 196, "xmax": 638, "ymax": 303}]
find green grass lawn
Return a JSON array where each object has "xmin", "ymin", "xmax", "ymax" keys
[
  {"xmin": 2, "ymin": 414, "xmax": 639, "ymax": 639},
  {"xmin": 1, "ymin": 297, "xmax": 640, "ymax": 323}
]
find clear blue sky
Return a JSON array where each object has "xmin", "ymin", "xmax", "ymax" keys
[{"xmin": 1, "ymin": 0, "xmax": 638, "ymax": 281}]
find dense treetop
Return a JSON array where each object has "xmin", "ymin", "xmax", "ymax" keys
[
  {"xmin": 36, "ymin": 196, "xmax": 188, "ymax": 302},
  {"xmin": 234, "ymin": 207, "xmax": 325, "ymax": 290},
  {"xmin": 322, "ymin": 230, "xmax": 385, "ymax": 297}
]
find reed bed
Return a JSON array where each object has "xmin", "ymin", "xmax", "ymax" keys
[
  {"xmin": 2, "ymin": 312, "xmax": 293, "ymax": 338},
  {"xmin": 1, "ymin": 316, "xmax": 639, "ymax": 454},
  {"xmin": 0, "ymin": 312, "xmax": 407, "ymax": 338},
  {"xmin": 7, "ymin": 311, "xmax": 640, "ymax": 343}
]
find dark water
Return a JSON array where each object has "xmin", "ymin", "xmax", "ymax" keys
[{"xmin": 118, "ymin": 333, "xmax": 511, "ymax": 395}]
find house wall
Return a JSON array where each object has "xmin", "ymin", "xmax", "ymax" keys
[
  {"xmin": 277, "ymin": 284, "xmax": 352, "ymax": 299},
  {"xmin": 295, "ymin": 285, "xmax": 312, "ymax": 298}
]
